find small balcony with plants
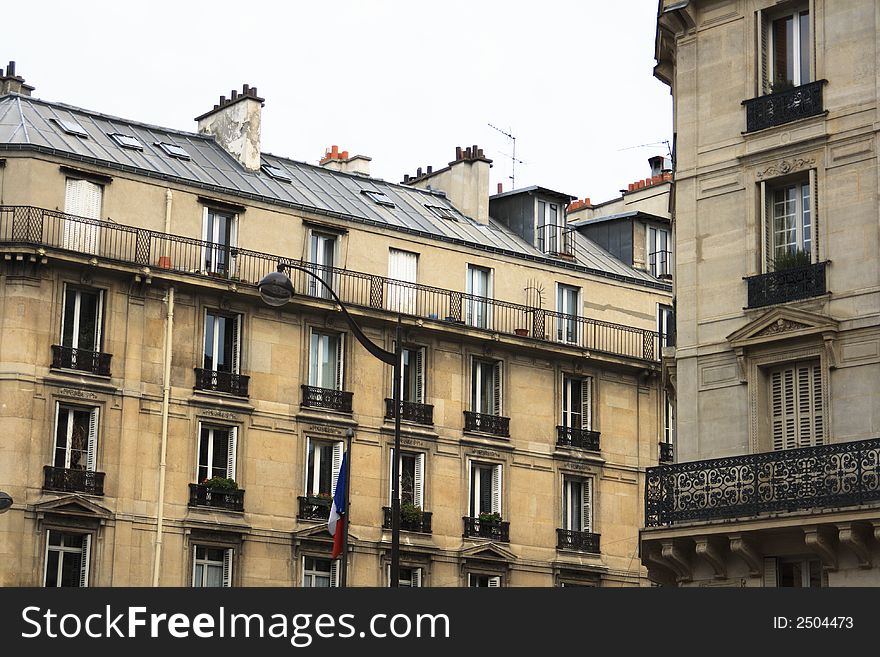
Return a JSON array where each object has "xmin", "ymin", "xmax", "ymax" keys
[
  {"xmin": 382, "ymin": 503, "xmax": 432, "ymax": 534},
  {"xmin": 194, "ymin": 368, "xmax": 250, "ymax": 397},
  {"xmin": 745, "ymin": 250, "xmax": 827, "ymax": 309},
  {"xmin": 463, "ymin": 513, "xmax": 510, "ymax": 542},
  {"xmin": 297, "ymin": 493, "xmax": 332, "ymax": 521},
  {"xmin": 188, "ymin": 477, "xmax": 245, "ymax": 512}
]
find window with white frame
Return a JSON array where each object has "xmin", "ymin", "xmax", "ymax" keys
[
  {"xmin": 762, "ymin": 176, "xmax": 814, "ymax": 271},
  {"xmin": 308, "ymin": 230, "xmax": 337, "ymax": 298},
  {"xmin": 197, "ymin": 424, "xmax": 237, "ymax": 482},
  {"xmin": 394, "ymin": 566, "xmax": 423, "ymax": 588},
  {"xmin": 647, "ymin": 225, "xmax": 671, "ymax": 277},
  {"xmin": 44, "ymin": 530, "xmax": 91, "ymax": 587},
  {"xmin": 658, "ymin": 304, "xmax": 674, "ymax": 348},
  {"xmin": 467, "ymin": 573, "xmax": 501, "ymax": 587},
  {"xmin": 54, "ymin": 404, "xmax": 98, "ymax": 472},
  {"xmin": 561, "ymin": 375, "xmax": 592, "ymax": 432},
  {"xmin": 203, "ymin": 311, "xmax": 242, "ymax": 373},
  {"xmin": 562, "ymin": 476, "xmax": 593, "ymax": 533},
  {"xmin": 769, "ymin": 361, "xmax": 824, "ymax": 450},
  {"xmin": 390, "ymin": 449, "xmax": 425, "ymax": 508},
  {"xmin": 63, "ymin": 177, "xmax": 102, "ymax": 254},
  {"xmin": 758, "ymin": 5, "xmax": 811, "ymax": 94},
  {"xmin": 306, "ymin": 438, "xmax": 344, "ymax": 497},
  {"xmin": 399, "ymin": 346, "xmax": 426, "ymax": 404},
  {"xmin": 61, "ymin": 285, "xmax": 103, "ymax": 354},
  {"xmin": 303, "ymin": 556, "xmax": 338, "ymax": 587},
  {"xmin": 469, "ymin": 462, "xmax": 502, "ymax": 517},
  {"xmin": 465, "ymin": 264, "xmax": 492, "ymax": 329},
  {"xmin": 308, "ymin": 330, "xmax": 344, "ymax": 391},
  {"xmin": 663, "ymin": 391, "xmax": 676, "ymax": 446},
  {"xmin": 192, "ymin": 545, "xmax": 233, "ymax": 587},
  {"xmin": 764, "ymin": 557, "xmax": 822, "ymax": 588},
  {"xmin": 537, "ymin": 199, "xmax": 563, "ymax": 254},
  {"xmin": 556, "ymin": 283, "xmax": 581, "ymax": 343},
  {"xmin": 202, "ymin": 208, "xmax": 237, "ymax": 276},
  {"xmin": 471, "ymin": 358, "xmax": 502, "ymax": 416},
  {"xmin": 387, "ymin": 248, "xmax": 418, "ymax": 314}
]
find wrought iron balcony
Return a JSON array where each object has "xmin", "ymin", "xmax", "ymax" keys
[
  {"xmin": 194, "ymin": 368, "xmax": 250, "ymax": 397},
  {"xmin": 301, "ymin": 385, "xmax": 353, "ymax": 413},
  {"xmin": 188, "ymin": 483, "xmax": 245, "ymax": 512},
  {"xmin": 382, "ymin": 506, "xmax": 433, "ymax": 534},
  {"xmin": 51, "ymin": 345, "xmax": 112, "ymax": 376},
  {"xmin": 384, "ymin": 399, "xmax": 434, "ymax": 425},
  {"xmin": 536, "ymin": 224, "xmax": 575, "ymax": 257},
  {"xmin": 463, "ymin": 411, "xmax": 510, "ymax": 437},
  {"xmin": 659, "ymin": 442, "xmax": 674, "ymax": 463},
  {"xmin": 297, "ymin": 495, "xmax": 332, "ymax": 521},
  {"xmin": 463, "ymin": 516, "xmax": 510, "ymax": 542},
  {"xmin": 743, "ymin": 80, "xmax": 826, "ymax": 132},
  {"xmin": 556, "ymin": 529, "xmax": 600, "ymax": 553},
  {"xmin": 556, "ymin": 426, "xmax": 601, "ymax": 451},
  {"xmin": 745, "ymin": 261, "xmax": 827, "ymax": 308},
  {"xmin": 648, "ymin": 249, "xmax": 672, "ymax": 279},
  {"xmin": 0, "ymin": 205, "xmax": 661, "ymax": 363},
  {"xmin": 645, "ymin": 437, "xmax": 880, "ymax": 528},
  {"xmin": 43, "ymin": 465, "xmax": 105, "ymax": 496}
]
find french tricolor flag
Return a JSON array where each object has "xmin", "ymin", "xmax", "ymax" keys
[{"xmin": 328, "ymin": 452, "xmax": 348, "ymax": 560}]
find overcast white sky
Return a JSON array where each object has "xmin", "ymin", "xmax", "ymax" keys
[{"xmin": 5, "ymin": 0, "xmax": 671, "ymax": 204}]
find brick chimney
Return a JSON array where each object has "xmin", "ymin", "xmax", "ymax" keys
[
  {"xmin": 195, "ymin": 84, "xmax": 264, "ymax": 171},
  {"xmin": 401, "ymin": 145, "xmax": 492, "ymax": 224},
  {"xmin": 319, "ymin": 144, "xmax": 371, "ymax": 176},
  {"xmin": 0, "ymin": 61, "xmax": 34, "ymax": 96}
]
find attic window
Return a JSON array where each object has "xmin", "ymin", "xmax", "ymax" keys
[
  {"xmin": 52, "ymin": 118, "xmax": 89, "ymax": 138},
  {"xmin": 261, "ymin": 163, "xmax": 291, "ymax": 182},
  {"xmin": 426, "ymin": 204, "xmax": 456, "ymax": 220},
  {"xmin": 361, "ymin": 190, "xmax": 395, "ymax": 207},
  {"xmin": 156, "ymin": 142, "xmax": 191, "ymax": 160},
  {"xmin": 110, "ymin": 133, "xmax": 143, "ymax": 150}
]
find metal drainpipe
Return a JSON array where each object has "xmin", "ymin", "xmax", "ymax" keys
[
  {"xmin": 164, "ymin": 189, "xmax": 172, "ymax": 256},
  {"xmin": 152, "ymin": 285, "xmax": 174, "ymax": 587}
]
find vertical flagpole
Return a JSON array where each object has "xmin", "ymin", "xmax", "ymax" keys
[
  {"xmin": 390, "ymin": 320, "xmax": 402, "ymax": 587},
  {"xmin": 339, "ymin": 428, "xmax": 354, "ymax": 587}
]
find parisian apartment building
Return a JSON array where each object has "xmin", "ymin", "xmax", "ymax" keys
[
  {"xmin": 0, "ymin": 63, "xmax": 674, "ymax": 587},
  {"xmin": 642, "ymin": 0, "xmax": 880, "ymax": 587}
]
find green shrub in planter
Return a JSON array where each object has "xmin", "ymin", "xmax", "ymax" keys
[
  {"xmin": 202, "ymin": 476, "xmax": 238, "ymax": 491},
  {"xmin": 401, "ymin": 503, "xmax": 423, "ymax": 524},
  {"xmin": 772, "ymin": 249, "xmax": 811, "ymax": 272},
  {"xmin": 478, "ymin": 512, "xmax": 502, "ymax": 523}
]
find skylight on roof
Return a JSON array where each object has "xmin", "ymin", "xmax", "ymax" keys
[
  {"xmin": 362, "ymin": 190, "xmax": 395, "ymax": 207},
  {"xmin": 156, "ymin": 142, "xmax": 191, "ymax": 160},
  {"xmin": 52, "ymin": 118, "xmax": 89, "ymax": 138},
  {"xmin": 426, "ymin": 204, "xmax": 456, "ymax": 220},
  {"xmin": 261, "ymin": 163, "xmax": 291, "ymax": 182},
  {"xmin": 110, "ymin": 133, "xmax": 143, "ymax": 150}
]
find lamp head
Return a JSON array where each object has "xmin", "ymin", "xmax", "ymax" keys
[
  {"xmin": 257, "ymin": 263, "xmax": 295, "ymax": 307},
  {"xmin": 0, "ymin": 491, "xmax": 12, "ymax": 514}
]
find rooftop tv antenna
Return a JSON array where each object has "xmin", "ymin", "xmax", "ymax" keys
[{"xmin": 488, "ymin": 122, "xmax": 524, "ymax": 190}]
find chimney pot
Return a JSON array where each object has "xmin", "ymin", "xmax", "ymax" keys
[
  {"xmin": 251, "ymin": 87, "xmax": 257, "ymax": 97},
  {"xmin": 231, "ymin": 89, "xmax": 238, "ymax": 99},
  {"xmin": 404, "ymin": 174, "xmax": 410, "ymax": 183},
  {"xmin": 242, "ymin": 84, "xmax": 250, "ymax": 95},
  {"xmin": 417, "ymin": 167, "xmax": 423, "ymax": 177},
  {"xmin": 455, "ymin": 146, "xmax": 462, "ymax": 160},
  {"xmin": 585, "ymin": 197, "xmax": 590, "ymax": 205},
  {"xmin": 497, "ymin": 183, "xmax": 503, "ymax": 194},
  {"xmin": 7, "ymin": 61, "xmax": 15, "ymax": 76},
  {"xmin": 340, "ymin": 150, "xmax": 348, "ymax": 159},
  {"xmin": 331, "ymin": 145, "xmax": 339, "ymax": 158},
  {"xmin": 427, "ymin": 165, "xmax": 432, "ymax": 174}
]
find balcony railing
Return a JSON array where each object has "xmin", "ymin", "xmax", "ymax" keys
[
  {"xmin": 297, "ymin": 495, "xmax": 332, "ymax": 521},
  {"xmin": 743, "ymin": 80, "xmax": 826, "ymax": 132},
  {"xmin": 188, "ymin": 483, "xmax": 245, "ymax": 512},
  {"xmin": 0, "ymin": 206, "xmax": 660, "ymax": 363},
  {"xmin": 536, "ymin": 224, "xmax": 575, "ymax": 257},
  {"xmin": 745, "ymin": 261, "xmax": 827, "ymax": 308},
  {"xmin": 659, "ymin": 442, "xmax": 674, "ymax": 463},
  {"xmin": 463, "ymin": 516, "xmax": 510, "ymax": 542},
  {"xmin": 463, "ymin": 411, "xmax": 510, "ymax": 437},
  {"xmin": 645, "ymin": 437, "xmax": 880, "ymax": 528},
  {"xmin": 556, "ymin": 529, "xmax": 600, "ymax": 553},
  {"xmin": 382, "ymin": 506, "xmax": 433, "ymax": 534},
  {"xmin": 51, "ymin": 345, "xmax": 112, "ymax": 376},
  {"xmin": 648, "ymin": 249, "xmax": 672, "ymax": 279},
  {"xmin": 43, "ymin": 465, "xmax": 105, "ymax": 496},
  {"xmin": 556, "ymin": 426, "xmax": 601, "ymax": 451},
  {"xmin": 194, "ymin": 368, "xmax": 250, "ymax": 397},
  {"xmin": 384, "ymin": 399, "xmax": 434, "ymax": 425},
  {"xmin": 301, "ymin": 385, "xmax": 353, "ymax": 413}
]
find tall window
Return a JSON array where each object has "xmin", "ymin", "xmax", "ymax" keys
[
  {"xmin": 769, "ymin": 361, "xmax": 824, "ymax": 450},
  {"xmin": 308, "ymin": 231, "xmax": 337, "ymax": 298},
  {"xmin": 387, "ymin": 248, "xmax": 418, "ymax": 314},
  {"xmin": 61, "ymin": 286, "xmax": 103, "ymax": 353},
  {"xmin": 469, "ymin": 462, "xmax": 502, "ymax": 517},
  {"xmin": 197, "ymin": 424, "xmax": 237, "ymax": 482},
  {"xmin": 658, "ymin": 304, "xmax": 674, "ymax": 348},
  {"xmin": 303, "ymin": 556, "xmax": 338, "ymax": 587},
  {"xmin": 203, "ymin": 311, "xmax": 242, "ymax": 373},
  {"xmin": 556, "ymin": 284, "xmax": 581, "ymax": 343},
  {"xmin": 561, "ymin": 375, "xmax": 592, "ymax": 431},
  {"xmin": 664, "ymin": 391, "xmax": 676, "ymax": 446},
  {"xmin": 562, "ymin": 477, "xmax": 593, "ymax": 533},
  {"xmin": 468, "ymin": 573, "xmax": 501, "ymax": 587},
  {"xmin": 44, "ymin": 530, "xmax": 91, "ymax": 587},
  {"xmin": 306, "ymin": 439, "xmax": 343, "ymax": 497},
  {"xmin": 761, "ymin": 175, "xmax": 815, "ymax": 272},
  {"xmin": 647, "ymin": 226, "xmax": 671, "ymax": 277},
  {"xmin": 466, "ymin": 265, "xmax": 492, "ymax": 329},
  {"xmin": 202, "ymin": 208, "xmax": 236, "ymax": 276},
  {"xmin": 399, "ymin": 347, "xmax": 425, "ymax": 404},
  {"xmin": 390, "ymin": 449, "xmax": 425, "ymax": 508},
  {"xmin": 63, "ymin": 178, "xmax": 102, "ymax": 254},
  {"xmin": 537, "ymin": 200, "xmax": 563, "ymax": 254},
  {"xmin": 192, "ymin": 546, "xmax": 232, "ymax": 587},
  {"xmin": 769, "ymin": 8, "xmax": 810, "ymax": 90},
  {"xmin": 54, "ymin": 404, "xmax": 98, "ymax": 472},
  {"xmin": 471, "ymin": 359, "xmax": 502, "ymax": 416},
  {"xmin": 309, "ymin": 331, "xmax": 344, "ymax": 391}
]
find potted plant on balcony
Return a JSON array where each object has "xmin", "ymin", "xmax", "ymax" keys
[
  {"xmin": 772, "ymin": 248, "xmax": 811, "ymax": 272},
  {"xmin": 202, "ymin": 476, "xmax": 238, "ymax": 491},
  {"xmin": 401, "ymin": 502, "xmax": 423, "ymax": 526},
  {"xmin": 478, "ymin": 511, "xmax": 502, "ymax": 523}
]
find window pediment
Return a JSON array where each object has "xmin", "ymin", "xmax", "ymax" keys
[
  {"xmin": 34, "ymin": 494, "xmax": 113, "ymax": 522},
  {"xmin": 727, "ymin": 307, "xmax": 837, "ymax": 349}
]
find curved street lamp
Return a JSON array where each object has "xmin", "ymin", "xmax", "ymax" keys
[
  {"xmin": 258, "ymin": 263, "xmax": 404, "ymax": 587},
  {"xmin": 0, "ymin": 491, "xmax": 12, "ymax": 514}
]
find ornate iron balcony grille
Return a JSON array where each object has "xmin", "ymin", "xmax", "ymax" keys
[
  {"xmin": 297, "ymin": 495, "xmax": 331, "ymax": 520},
  {"xmin": 463, "ymin": 411, "xmax": 510, "ymax": 437},
  {"xmin": 194, "ymin": 368, "xmax": 250, "ymax": 397},
  {"xmin": 301, "ymin": 385, "xmax": 353, "ymax": 413},
  {"xmin": 743, "ymin": 80, "xmax": 826, "ymax": 132},
  {"xmin": 188, "ymin": 483, "xmax": 245, "ymax": 512},
  {"xmin": 745, "ymin": 261, "xmax": 827, "ymax": 308},
  {"xmin": 645, "ymin": 437, "xmax": 880, "ymax": 527},
  {"xmin": 463, "ymin": 516, "xmax": 510, "ymax": 542},
  {"xmin": 384, "ymin": 399, "xmax": 434, "ymax": 425},
  {"xmin": 659, "ymin": 442, "xmax": 674, "ymax": 463},
  {"xmin": 382, "ymin": 506, "xmax": 433, "ymax": 534},
  {"xmin": 556, "ymin": 426, "xmax": 601, "ymax": 451},
  {"xmin": 43, "ymin": 465, "xmax": 105, "ymax": 496},
  {"xmin": 51, "ymin": 345, "xmax": 111, "ymax": 376},
  {"xmin": 556, "ymin": 529, "xmax": 600, "ymax": 553}
]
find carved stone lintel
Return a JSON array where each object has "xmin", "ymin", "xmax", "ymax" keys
[
  {"xmin": 804, "ymin": 525, "xmax": 838, "ymax": 571},
  {"xmin": 838, "ymin": 523, "xmax": 872, "ymax": 569},
  {"xmin": 695, "ymin": 536, "xmax": 728, "ymax": 580},
  {"xmin": 729, "ymin": 534, "xmax": 762, "ymax": 577},
  {"xmin": 661, "ymin": 539, "xmax": 692, "ymax": 583},
  {"xmin": 754, "ymin": 318, "xmax": 811, "ymax": 337},
  {"xmin": 756, "ymin": 157, "xmax": 816, "ymax": 180}
]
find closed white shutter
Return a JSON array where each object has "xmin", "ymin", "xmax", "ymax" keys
[
  {"xmin": 487, "ymin": 576, "xmax": 501, "ymax": 587},
  {"xmin": 334, "ymin": 334, "xmax": 345, "ymax": 391},
  {"xmin": 771, "ymin": 363, "xmax": 823, "ymax": 450},
  {"xmin": 79, "ymin": 534, "xmax": 91, "ymax": 588},
  {"xmin": 86, "ymin": 408, "xmax": 98, "ymax": 472},
  {"xmin": 812, "ymin": 365, "xmax": 824, "ymax": 445},
  {"xmin": 222, "ymin": 548, "xmax": 233, "ymax": 587},
  {"xmin": 191, "ymin": 545, "xmax": 199, "ymax": 586},
  {"xmin": 582, "ymin": 479, "xmax": 593, "ymax": 533},
  {"xmin": 201, "ymin": 210, "xmax": 210, "ymax": 274},
  {"xmin": 65, "ymin": 178, "xmax": 84, "ymax": 216},
  {"xmin": 809, "ymin": 168, "xmax": 818, "ymax": 262},
  {"xmin": 64, "ymin": 178, "xmax": 102, "ymax": 253},
  {"xmin": 414, "ymin": 452, "xmax": 425, "ymax": 508},
  {"xmin": 581, "ymin": 377, "xmax": 592, "ymax": 430},
  {"xmin": 330, "ymin": 560, "xmax": 339, "ymax": 587},
  {"xmin": 491, "ymin": 464, "xmax": 502, "ymax": 516},
  {"xmin": 331, "ymin": 441, "xmax": 343, "ymax": 497},
  {"xmin": 760, "ymin": 180, "xmax": 771, "ymax": 273},
  {"xmin": 226, "ymin": 427, "xmax": 237, "ymax": 480},
  {"xmin": 388, "ymin": 249, "xmax": 418, "ymax": 314},
  {"xmin": 492, "ymin": 361, "xmax": 502, "ymax": 416},
  {"xmin": 763, "ymin": 557, "xmax": 778, "ymax": 587},
  {"xmin": 757, "ymin": 9, "xmax": 768, "ymax": 95},
  {"xmin": 231, "ymin": 315, "xmax": 242, "ymax": 374},
  {"xmin": 229, "ymin": 216, "xmax": 239, "ymax": 277},
  {"xmin": 411, "ymin": 567, "xmax": 422, "ymax": 588},
  {"xmin": 415, "ymin": 348, "xmax": 425, "ymax": 403}
]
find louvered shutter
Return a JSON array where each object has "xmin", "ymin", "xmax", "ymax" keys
[
  {"xmin": 763, "ymin": 557, "xmax": 778, "ymax": 587},
  {"xmin": 582, "ymin": 479, "xmax": 593, "ymax": 533},
  {"xmin": 335, "ymin": 334, "xmax": 345, "ymax": 391},
  {"xmin": 414, "ymin": 453, "xmax": 425, "ymax": 508},
  {"xmin": 757, "ymin": 9, "xmax": 768, "ymax": 95},
  {"xmin": 411, "ymin": 567, "xmax": 422, "ymax": 588},
  {"xmin": 467, "ymin": 461, "xmax": 475, "ymax": 517},
  {"xmin": 415, "ymin": 348, "xmax": 425, "ymax": 403},
  {"xmin": 797, "ymin": 366, "xmax": 812, "ymax": 448},
  {"xmin": 491, "ymin": 464, "xmax": 502, "ymax": 516},
  {"xmin": 81, "ymin": 181, "xmax": 102, "ymax": 254},
  {"xmin": 191, "ymin": 545, "xmax": 199, "ymax": 586},
  {"xmin": 582, "ymin": 377, "xmax": 593, "ymax": 430},
  {"xmin": 222, "ymin": 548, "xmax": 233, "ymax": 587},
  {"xmin": 812, "ymin": 365, "xmax": 824, "ymax": 445},
  {"xmin": 231, "ymin": 315, "xmax": 242, "ymax": 374},
  {"xmin": 389, "ymin": 447, "xmax": 397, "ymax": 506},
  {"xmin": 492, "ymin": 361, "xmax": 502, "ymax": 416},
  {"xmin": 79, "ymin": 534, "xmax": 91, "ymax": 588},
  {"xmin": 94, "ymin": 290, "xmax": 104, "ymax": 350},
  {"xmin": 63, "ymin": 179, "xmax": 84, "ymax": 250},
  {"xmin": 760, "ymin": 181, "xmax": 771, "ymax": 273},
  {"xmin": 201, "ymin": 210, "xmax": 211, "ymax": 273},
  {"xmin": 331, "ymin": 441, "xmax": 343, "ymax": 497},
  {"xmin": 771, "ymin": 367, "xmax": 798, "ymax": 451},
  {"xmin": 809, "ymin": 168, "xmax": 818, "ymax": 262},
  {"xmin": 86, "ymin": 408, "xmax": 98, "ymax": 472},
  {"xmin": 226, "ymin": 427, "xmax": 237, "ymax": 480},
  {"xmin": 330, "ymin": 560, "xmax": 339, "ymax": 587},
  {"xmin": 487, "ymin": 576, "xmax": 501, "ymax": 587},
  {"xmin": 229, "ymin": 216, "xmax": 238, "ymax": 277}
]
